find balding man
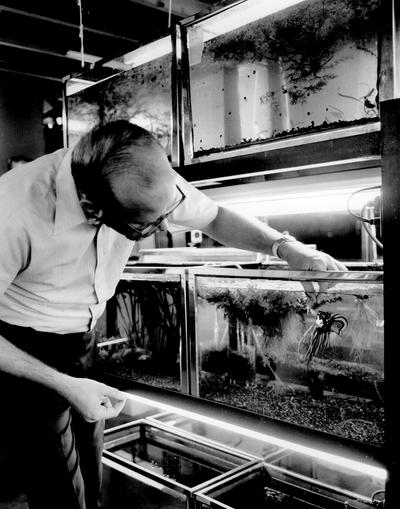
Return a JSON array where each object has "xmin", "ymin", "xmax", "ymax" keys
[{"xmin": 0, "ymin": 120, "xmax": 346, "ymax": 509}]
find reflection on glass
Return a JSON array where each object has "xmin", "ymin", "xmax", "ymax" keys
[
  {"xmin": 95, "ymin": 279, "xmax": 182, "ymax": 392},
  {"xmin": 196, "ymin": 274, "xmax": 384, "ymax": 446},
  {"xmin": 105, "ymin": 423, "xmax": 249, "ymax": 487},
  {"xmin": 102, "ymin": 464, "xmax": 186, "ymax": 509},
  {"xmin": 66, "ymin": 43, "xmax": 172, "ymax": 152},
  {"xmin": 197, "ymin": 462, "xmax": 372, "ymax": 509},
  {"xmin": 188, "ymin": 0, "xmax": 379, "ymax": 155},
  {"xmin": 270, "ymin": 450, "xmax": 384, "ymax": 500},
  {"xmin": 151, "ymin": 412, "xmax": 283, "ymax": 459}
]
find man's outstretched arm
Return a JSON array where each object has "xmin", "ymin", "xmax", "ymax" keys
[{"xmin": 202, "ymin": 206, "xmax": 347, "ymax": 271}]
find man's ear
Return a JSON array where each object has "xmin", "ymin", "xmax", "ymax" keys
[{"xmin": 79, "ymin": 192, "xmax": 104, "ymax": 223}]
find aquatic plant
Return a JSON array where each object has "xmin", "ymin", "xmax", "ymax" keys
[
  {"xmin": 205, "ymin": 0, "xmax": 379, "ymax": 104},
  {"xmin": 110, "ymin": 280, "xmax": 182, "ymax": 376},
  {"xmin": 347, "ymin": 294, "xmax": 384, "ymax": 363},
  {"xmin": 200, "ymin": 286, "xmax": 310, "ymax": 382}
]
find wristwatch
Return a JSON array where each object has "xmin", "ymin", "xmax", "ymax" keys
[{"xmin": 271, "ymin": 235, "xmax": 297, "ymax": 259}]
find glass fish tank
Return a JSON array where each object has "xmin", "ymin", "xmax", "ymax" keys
[
  {"xmin": 184, "ymin": 0, "xmax": 379, "ymax": 156},
  {"xmin": 102, "ymin": 420, "xmax": 253, "ymax": 509},
  {"xmin": 95, "ymin": 271, "xmax": 185, "ymax": 392},
  {"xmin": 191, "ymin": 268, "xmax": 383, "ymax": 447},
  {"xmin": 65, "ymin": 35, "xmax": 173, "ymax": 154},
  {"xmin": 194, "ymin": 462, "xmax": 383, "ymax": 509}
]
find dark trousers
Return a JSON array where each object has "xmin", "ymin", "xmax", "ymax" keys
[{"xmin": 0, "ymin": 320, "xmax": 104, "ymax": 509}]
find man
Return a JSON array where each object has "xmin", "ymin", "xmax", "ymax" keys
[{"xmin": 0, "ymin": 120, "xmax": 346, "ymax": 509}]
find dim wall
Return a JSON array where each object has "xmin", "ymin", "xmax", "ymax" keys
[{"xmin": 0, "ymin": 72, "xmax": 45, "ymax": 176}]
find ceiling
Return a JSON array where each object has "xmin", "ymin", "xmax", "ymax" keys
[{"xmin": 0, "ymin": 0, "xmax": 221, "ymax": 83}]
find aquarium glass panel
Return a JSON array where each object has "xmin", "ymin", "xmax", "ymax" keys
[
  {"xmin": 197, "ymin": 463, "xmax": 372, "ymax": 509},
  {"xmin": 102, "ymin": 463, "xmax": 186, "ymax": 509},
  {"xmin": 187, "ymin": 0, "xmax": 379, "ymax": 156},
  {"xmin": 105, "ymin": 423, "xmax": 249, "ymax": 488},
  {"xmin": 269, "ymin": 450, "xmax": 385, "ymax": 500},
  {"xmin": 66, "ymin": 37, "xmax": 172, "ymax": 152},
  {"xmin": 151, "ymin": 412, "xmax": 283, "ymax": 459},
  {"xmin": 95, "ymin": 278, "xmax": 183, "ymax": 392},
  {"xmin": 196, "ymin": 272, "xmax": 384, "ymax": 447}
]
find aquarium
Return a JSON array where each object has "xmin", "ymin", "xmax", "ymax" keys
[
  {"xmin": 191, "ymin": 269, "xmax": 384, "ymax": 447},
  {"xmin": 184, "ymin": 0, "xmax": 379, "ymax": 156},
  {"xmin": 195, "ymin": 462, "xmax": 382, "ymax": 509},
  {"xmin": 65, "ymin": 36, "xmax": 173, "ymax": 153},
  {"xmin": 102, "ymin": 420, "xmax": 254, "ymax": 509},
  {"xmin": 95, "ymin": 271, "xmax": 185, "ymax": 392}
]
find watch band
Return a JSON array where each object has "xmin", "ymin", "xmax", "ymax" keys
[{"xmin": 271, "ymin": 235, "xmax": 297, "ymax": 259}]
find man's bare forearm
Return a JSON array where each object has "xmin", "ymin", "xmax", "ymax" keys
[
  {"xmin": 201, "ymin": 205, "xmax": 347, "ymax": 271},
  {"xmin": 0, "ymin": 333, "xmax": 72, "ymax": 396},
  {"xmin": 201, "ymin": 206, "xmax": 286, "ymax": 253}
]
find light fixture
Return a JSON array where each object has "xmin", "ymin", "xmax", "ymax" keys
[
  {"xmin": 122, "ymin": 36, "xmax": 172, "ymax": 67},
  {"xmin": 191, "ymin": 0, "xmax": 307, "ymax": 42},
  {"xmin": 65, "ymin": 78, "xmax": 96, "ymax": 96},
  {"xmin": 123, "ymin": 392, "xmax": 387, "ymax": 481},
  {"xmin": 66, "ymin": 50, "xmax": 130, "ymax": 71},
  {"xmin": 203, "ymin": 168, "xmax": 381, "ymax": 217}
]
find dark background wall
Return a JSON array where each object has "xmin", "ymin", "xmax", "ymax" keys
[{"xmin": 0, "ymin": 72, "xmax": 63, "ymax": 176}]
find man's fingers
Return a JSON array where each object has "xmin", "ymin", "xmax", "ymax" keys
[
  {"xmin": 100, "ymin": 398, "xmax": 126, "ymax": 420},
  {"xmin": 101, "ymin": 396, "xmax": 113, "ymax": 409},
  {"xmin": 112, "ymin": 398, "xmax": 126, "ymax": 416},
  {"xmin": 101, "ymin": 385, "xmax": 127, "ymax": 419},
  {"xmin": 103, "ymin": 385, "xmax": 126, "ymax": 401}
]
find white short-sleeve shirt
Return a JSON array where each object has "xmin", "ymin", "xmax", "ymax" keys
[{"xmin": 0, "ymin": 149, "xmax": 218, "ymax": 334}]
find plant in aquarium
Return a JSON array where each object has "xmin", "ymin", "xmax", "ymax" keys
[
  {"xmin": 348, "ymin": 294, "xmax": 384, "ymax": 363},
  {"xmin": 200, "ymin": 286, "xmax": 310, "ymax": 384},
  {"xmin": 102, "ymin": 57, "xmax": 171, "ymax": 147},
  {"xmin": 198, "ymin": 285, "xmax": 384, "ymax": 445},
  {"xmin": 205, "ymin": 0, "xmax": 378, "ymax": 105},
  {"xmin": 97, "ymin": 280, "xmax": 181, "ymax": 390}
]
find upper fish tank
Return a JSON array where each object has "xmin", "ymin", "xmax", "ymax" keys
[
  {"xmin": 189, "ymin": 268, "xmax": 383, "ymax": 449},
  {"xmin": 182, "ymin": 0, "xmax": 379, "ymax": 158},
  {"xmin": 64, "ymin": 35, "xmax": 174, "ymax": 157}
]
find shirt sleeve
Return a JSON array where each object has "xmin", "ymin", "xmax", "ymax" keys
[
  {"xmin": 0, "ymin": 210, "xmax": 31, "ymax": 297},
  {"xmin": 167, "ymin": 173, "xmax": 219, "ymax": 232}
]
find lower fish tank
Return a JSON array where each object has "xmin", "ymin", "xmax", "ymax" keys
[
  {"xmin": 194, "ymin": 462, "xmax": 382, "ymax": 509},
  {"xmin": 191, "ymin": 269, "xmax": 383, "ymax": 448},
  {"xmin": 102, "ymin": 420, "xmax": 253, "ymax": 509}
]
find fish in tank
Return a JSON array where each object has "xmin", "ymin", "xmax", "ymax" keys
[{"xmin": 196, "ymin": 273, "xmax": 384, "ymax": 446}]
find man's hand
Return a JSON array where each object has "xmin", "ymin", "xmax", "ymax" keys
[
  {"xmin": 277, "ymin": 241, "xmax": 347, "ymax": 295},
  {"xmin": 278, "ymin": 241, "xmax": 347, "ymax": 272},
  {"xmin": 61, "ymin": 377, "xmax": 127, "ymax": 422}
]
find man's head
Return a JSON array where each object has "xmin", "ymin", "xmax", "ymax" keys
[{"xmin": 71, "ymin": 120, "xmax": 184, "ymax": 239}]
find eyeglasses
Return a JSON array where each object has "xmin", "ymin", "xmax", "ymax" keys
[{"xmin": 104, "ymin": 185, "xmax": 186, "ymax": 241}]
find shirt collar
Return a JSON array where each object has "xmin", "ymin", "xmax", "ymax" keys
[{"xmin": 53, "ymin": 149, "xmax": 88, "ymax": 235}]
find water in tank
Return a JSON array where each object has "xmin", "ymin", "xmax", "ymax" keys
[{"xmin": 195, "ymin": 270, "xmax": 383, "ymax": 447}]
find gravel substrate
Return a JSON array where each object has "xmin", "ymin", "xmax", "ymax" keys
[{"xmin": 201, "ymin": 375, "xmax": 384, "ymax": 446}]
